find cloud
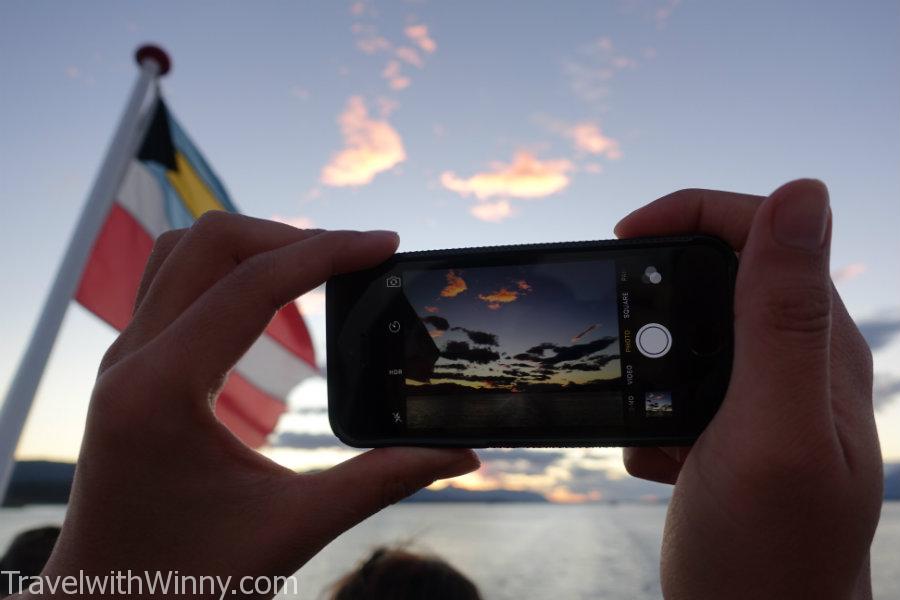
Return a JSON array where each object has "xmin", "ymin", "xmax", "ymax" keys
[
  {"xmin": 477, "ymin": 449, "xmax": 567, "ymax": 475},
  {"xmin": 65, "ymin": 66, "xmax": 81, "ymax": 79},
  {"xmin": 518, "ymin": 337, "xmax": 619, "ymax": 367},
  {"xmin": 320, "ymin": 96, "xmax": 406, "ymax": 187},
  {"xmin": 857, "ymin": 315, "xmax": 900, "ymax": 352},
  {"xmin": 349, "ymin": 1, "xmax": 367, "ymax": 16},
  {"xmin": 569, "ymin": 122, "xmax": 622, "ymax": 158},
  {"xmin": 451, "ymin": 327, "xmax": 499, "ymax": 346},
  {"xmin": 535, "ymin": 115, "xmax": 622, "ymax": 160},
  {"xmin": 441, "ymin": 341, "xmax": 500, "ymax": 364},
  {"xmin": 290, "ymin": 85, "xmax": 311, "ymax": 100},
  {"xmin": 833, "ymin": 263, "xmax": 867, "ymax": 283},
  {"xmin": 571, "ymin": 323, "xmax": 599, "ymax": 342},
  {"xmin": 423, "ymin": 315, "xmax": 450, "ymax": 331},
  {"xmin": 440, "ymin": 270, "xmax": 468, "ymax": 297},
  {"xmin": 654, "ymin": 0, "xmax": 682, "ymax": 27},
  {"xmin": 395, "ymin": 46, "xmax": 424, "ymax": 68},
  {"xmin": 563, "ymin": 37, "xmax": 639, "ymax": 106},
  {"xmin": 382, "ymin": 60, "xmax": 411, "ymax": 90},
  {"xmin": 517, "ymin": 280, "xmax": 532, "ymax": 291},
  {"xmin": 558, "ymin": 354, "xmax": 620, "ymax": 371},
  {"xmin": 875, "ymin": 374, "xmax": 900, "ymax": 409},
  {"xmin": 405, "ymin": 24, "xmax": 437, "ymax": 53},
  {"xmin": 478, "ymin": 287, "xmax": 521, "ymax": 310},
  {"xmin": 270, "ymin": 214, "xmax": 315, "ymax": 229},
  {"xmin": 356, "ymin": 35, "xmax": 391, "ymax": 55},
  {"xmin": 470, "ymin": 200, "xmax": 514, "ymax": 223},
  {"xmin": 424, "ymin": 305, "xmax": 439, "ymax": 313},
  {"xmin": 441, "ymin": 152, "xmax": 574, "ymax": 201}
]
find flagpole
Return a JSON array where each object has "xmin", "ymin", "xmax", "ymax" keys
[{"xmin": 0, "ymin": 45, "xmax": 171, "ymax": 502}]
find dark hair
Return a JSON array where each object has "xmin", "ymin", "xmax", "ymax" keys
[
  {"xmin": 0, "ymin": 526, "xmax": 61, "ymax": 597},
  {"xmin": 329, "ymin": 547, "xmax": 482, "ymax": 600}
]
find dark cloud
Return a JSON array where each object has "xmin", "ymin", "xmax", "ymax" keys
[
  {"xmin": 518, "ymin": 337, "xmax": 618, "ymax": 367},
  {"xmin": 526, "ymin": 342, "xmax": 559, "ymax": 355},
  {"xmin": 273, "ymin": 432, "xmax": 344, "ymax": 449},
  {"xmin": 438, "ymin": 362, "xmax": 468, "ymax": 370},
  {"xmin": 540, "ymin": 336, "xmax": 618, "ymax": 366},
  {"xmin": 451, "ymin": 326, "xmax": 499, "ymax": 346},
  {"xmin": 558, "ymin": 354, "xmax": 620, "ymax": 371},
  {"xmin": 432, "ymin": 371, "xmax": 517, "ymax": 386},
  {"xmin": 858, "ymin": 315, "xmax": 900, "ymax": 352},
  {"xmin": 423, "ymin": 315, "xmax": 450, "ymax": 331},
  {"xmin": 441, "ymin": 340, "xmax": 500, "ymax": 364}
]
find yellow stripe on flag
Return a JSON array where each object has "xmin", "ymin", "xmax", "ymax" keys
[{"xmin": 166, "ymin": 152, "xmax": 227, "ymax": 217}]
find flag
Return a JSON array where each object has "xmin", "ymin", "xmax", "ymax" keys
[{"xmin": 75, "ymin": 98, "xmax": 317, "ymax": 447}]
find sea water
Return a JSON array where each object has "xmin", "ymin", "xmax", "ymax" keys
[{"xmin": 2, "ymin": 503, "xmax": 899, "ymax": 599}]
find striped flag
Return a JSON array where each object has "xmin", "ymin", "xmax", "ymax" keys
[{"xmin": 75, "ymin": 98, "xmax": 317, "ymax": 447}]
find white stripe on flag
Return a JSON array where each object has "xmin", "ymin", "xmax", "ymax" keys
[
  {"xmin": 116, "ymin": 161, "xmax": 170, "ymax": 237},
  {"xmin": 235, "ymin": 331, "xmax": 319, "ymax": 401}
]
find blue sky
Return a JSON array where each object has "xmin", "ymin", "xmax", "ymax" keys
[{"xmin": 1, "ymin": 0, "xmax": 899, "ymax": 499}]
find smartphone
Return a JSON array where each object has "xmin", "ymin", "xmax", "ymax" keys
[{"xmin": 326, "ymin": 235, "xmax": 736, "ymax": 448}]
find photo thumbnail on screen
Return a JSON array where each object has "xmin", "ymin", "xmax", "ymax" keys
[{"xmin": 399, "ymin": 260, "xmax": 624, "ymax": 430}]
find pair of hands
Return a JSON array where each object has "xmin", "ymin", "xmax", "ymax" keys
[{"xmin": 31, "ymin": 180, "xmax": 881, "ymax": 599}]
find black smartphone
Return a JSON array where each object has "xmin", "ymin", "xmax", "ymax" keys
[{"xmin": 326, "ymin": 235, "xmax": 736, "ymax": 448}]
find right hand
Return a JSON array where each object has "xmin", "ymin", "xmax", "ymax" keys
[{"xmin": 617, "ymin": 180, "xmax": 882, "ymax": 599}]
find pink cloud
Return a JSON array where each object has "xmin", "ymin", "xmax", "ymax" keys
[
  {"xmin": 320, "ymin": 96, "xmax": 406, "ymax": 187},
  {"xmin": 270, "ymin": 215, "xmax": 316, "ymax": 229},
  {"xmin": 349, "ymin": 1, "xmax": 366, "ymax": 16},
  {"xmin": 395, "ymin": 46, "xmax": 424, "ymax": 68},
  {"xmin": 383, "ymin": 60, "xmax": 411, "ymax": 90},
  {"xmin": 470, "ymin": 200, "xmax": 514, "ymax": 223},
  {"xmin": 441, "ymin": 152, "xmax": 574, "ymax": 201},
  {"xmin": 405, "ymin": 24, "xmax": 437, "ymax": 53},
  {"xmin": 569, "ymin": 122, "xmax": 622, "ymax": 159},
  {"xmin": 832, "ymin": 263, "xmax": 867, "ymax": 283}
]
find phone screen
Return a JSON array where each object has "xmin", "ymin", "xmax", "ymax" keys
[{"xmin": 327, "ymin": 237, "xmax": 735, "ymax": 446}]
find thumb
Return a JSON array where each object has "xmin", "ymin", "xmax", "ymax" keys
[
  {"xmin": 304, "ymin": 447, "xmax": 479, "ymax": 534},
  {"xmin": 727, "ymin": 179, "xmax": 834, "ymax": 431}
]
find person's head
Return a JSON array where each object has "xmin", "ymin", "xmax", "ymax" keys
[
  {"xmin": 0, "ymin": 526, "xmax": 61, "ymax": 597},
  {"xmin": 329, "ymin": 547, "xmax": 481, "ymax": 600}
]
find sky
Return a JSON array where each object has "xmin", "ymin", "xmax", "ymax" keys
[{"xmin": 1, "ymin": 0, "xmax": 899, "ymax": 502}]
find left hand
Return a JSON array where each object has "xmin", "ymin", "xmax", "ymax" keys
[{"xmin": 29, "ymin": 213, "xmax": 478, "ymax": 599}]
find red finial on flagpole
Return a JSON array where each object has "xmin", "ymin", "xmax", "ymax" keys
[{"xmin": 135, "ymin": 44, "xmax": 171, "ymax": 76}]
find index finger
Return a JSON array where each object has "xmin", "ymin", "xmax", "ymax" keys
[
  {"xmin": 615, "ymin": 189, "xmax": 764, "ymax": 250},
  {"xmin": 140, "ymin": 230, "xmax": 398, "ymax": 401}
]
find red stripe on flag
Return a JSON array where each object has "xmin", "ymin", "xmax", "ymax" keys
[
  {"xmin": 216, "ymin": 372, "xmax": 287, "ymax": 447},
  {"xmin": 76, "ymin": 203, "xmax": 154, "ymax": 330},
  {"xmin": 268, "ymin": 303, "xmax": 316, "ymax": 368}
]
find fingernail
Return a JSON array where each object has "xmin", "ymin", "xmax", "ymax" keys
[{"xmin": 772, "ymin": 179, "xmax": 830, "ymax": 251}]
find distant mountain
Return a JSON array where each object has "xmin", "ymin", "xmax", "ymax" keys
[
  {"xmin": 404, "ymin": 485, "xmax": 547, "ymax": 503},
  {"xmin": 3, "ymin": 461, "xmax": 75, "ymax": 507},
  {"xmin": 4, "ymin": 460, "xmax": 899, "ymax": 506}
]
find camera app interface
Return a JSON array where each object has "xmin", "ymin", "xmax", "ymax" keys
[{"xmin": 392, "ymin": 259, "xmax": 640, "ymax": 431}]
